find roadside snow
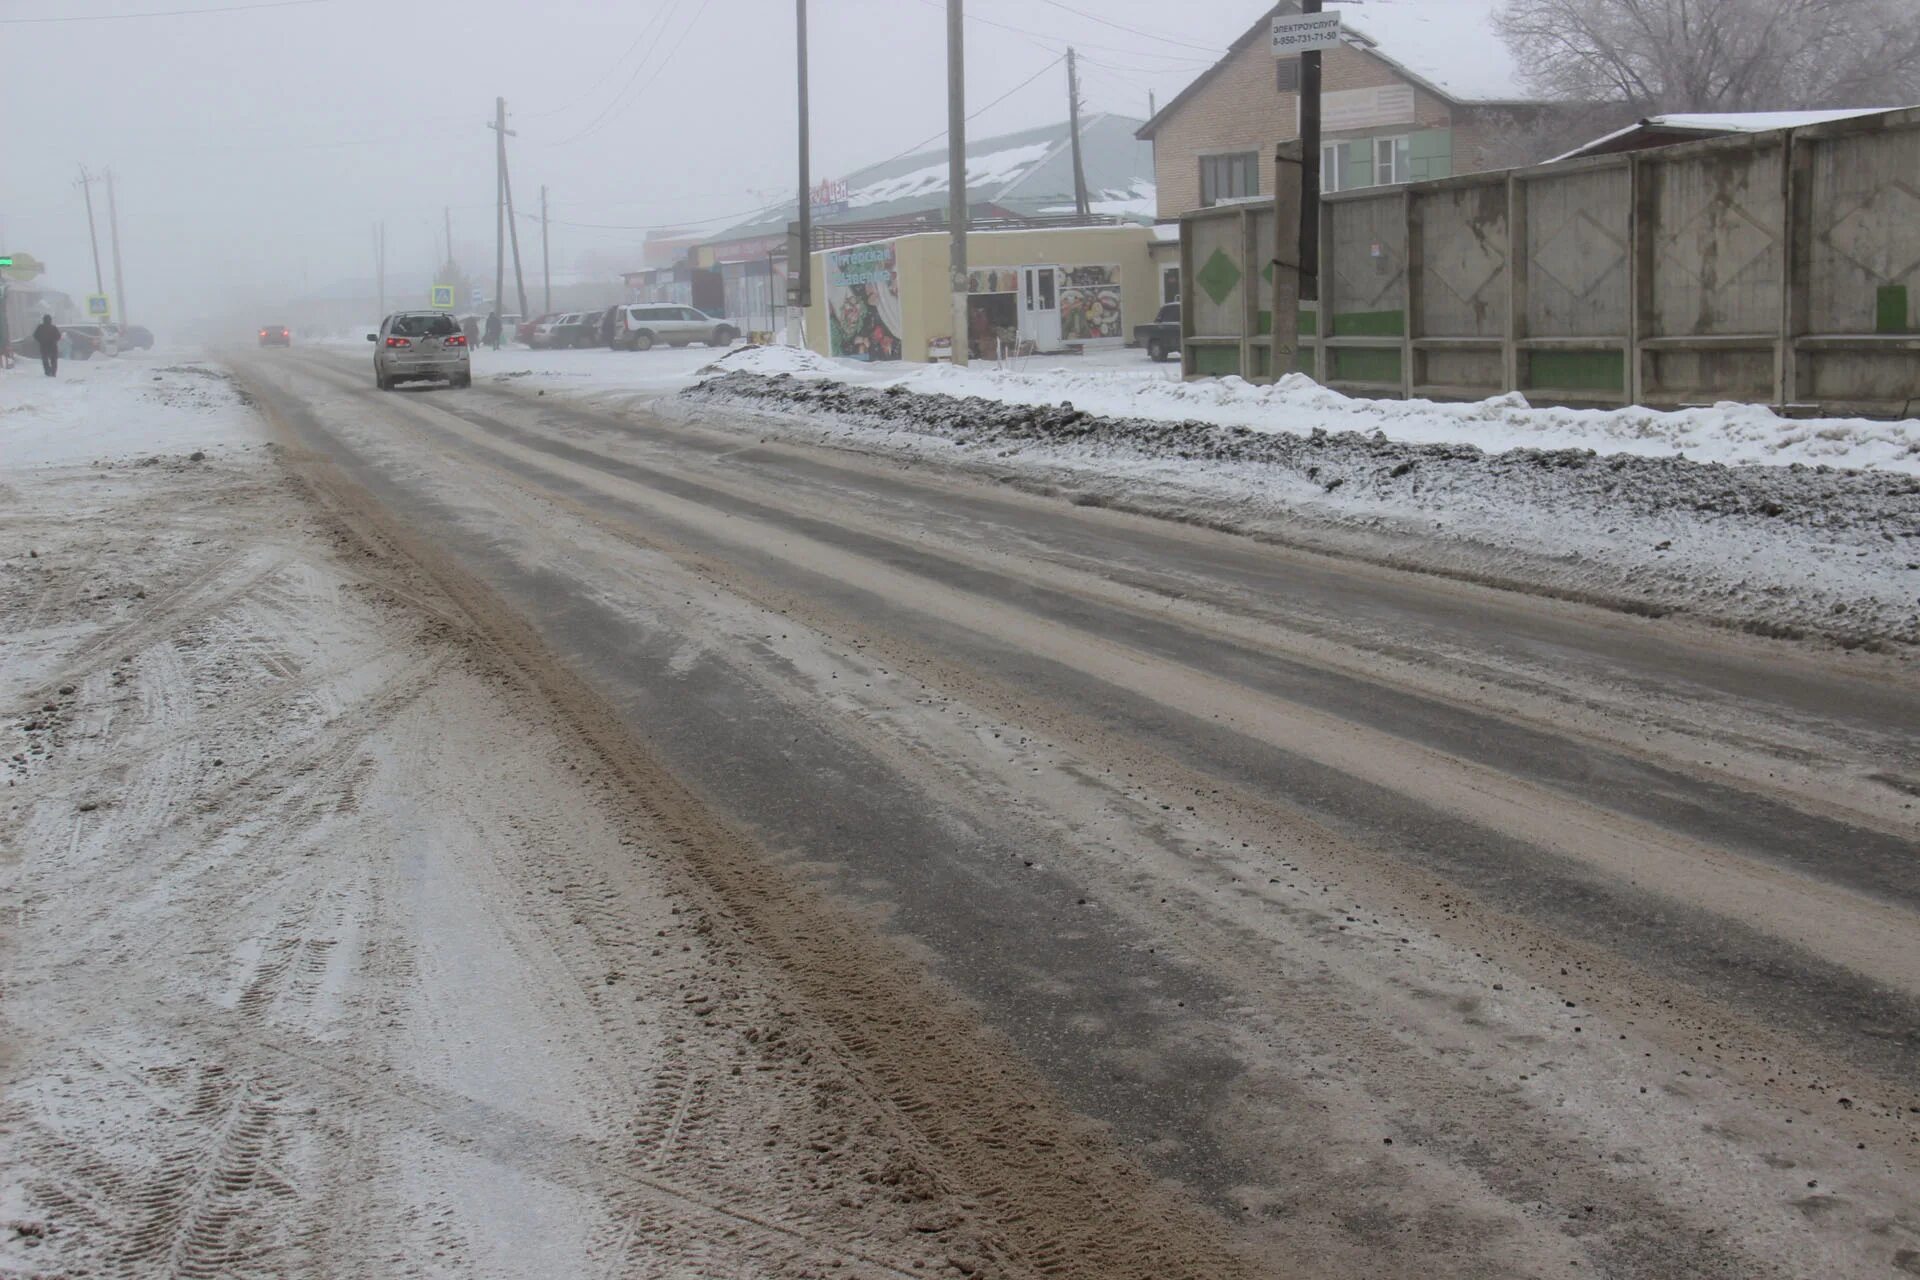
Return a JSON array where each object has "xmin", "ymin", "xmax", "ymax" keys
[{"xmin": 0, "ymin": 354, "xmax": 263, "ymax": 469}]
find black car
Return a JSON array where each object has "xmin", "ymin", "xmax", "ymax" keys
[
  {"xmin": 1134, "ymin": 303, "xmax": 1180, "ymax": 363},
  {"xmin": 258, "ymin": 324, "xmax": 291, "ymax": 347}
]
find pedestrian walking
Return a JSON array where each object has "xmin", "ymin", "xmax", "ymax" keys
[
  {"xmin": 484, "ymin": 310, "xmax": 502, "ymax": 351},
  {"xmin": 33, "ymin": 314, "xmax": 61, "ymax": 377}
]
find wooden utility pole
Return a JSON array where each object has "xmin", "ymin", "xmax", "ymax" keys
[
  {"xmin": 105, "ymin": 169, "xmax": 127, "ymax": 324},
  {"xmin": 540, "ymin": 185, "xmax": 551, "ymax": 313},
  {"xmin": 794, "ymin": 0, "xmax": 811, "ymax": 330},
  {"xmin": 75, "ymin": 168, "xmax": 107, "ymax": 307},
  {"xmin": 1067, "ymin": 48, "xmax": 1091, "ymax": 217},
  {"xmin": 1299, "ymin": 0, "xmax": 1323, "ymax": 302},
  {"xmin": 947, "ymin": 0, "xmax": 968, "ymax": 365}
]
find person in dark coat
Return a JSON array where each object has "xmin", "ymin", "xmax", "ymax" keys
[
  {"xmin": 33, "ymin": 315, "xmax": 61, "ymax": 376},
  {"xmin": 483, "ymin": 310, "xmax": 502, "ymax": 351}
]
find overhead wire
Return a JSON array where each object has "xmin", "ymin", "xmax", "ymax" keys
[
  {"xmin": 1, "ymin": 0, "xmax": 327, "ymax": 22},
  {"xmin": 542, "ymin": 0, "xmax": 717, "ymax": 148},
  {"xmin": 522, "ymin": 0, "xmax": 686, "ymax": 120},
  {"xmin": 1030, "ymin": 0, "xmax": 1224, "ymax": 54}
]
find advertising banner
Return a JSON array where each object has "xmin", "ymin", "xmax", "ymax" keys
[
  {"xmin": 1059, "ymin": 265, "xmax": 1123, "ymax": 341},
  {"xmin": 826, "ymin": 243, "xmax": 903, "ymax": 361}
]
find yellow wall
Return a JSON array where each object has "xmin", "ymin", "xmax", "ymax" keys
[{"xmin": 802, "ymin": 225, "xmax": 1156, "ymax": 362}]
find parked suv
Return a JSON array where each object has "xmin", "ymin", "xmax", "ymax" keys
[
  {"xmin": 369, "ymin": 311, "xmax": 471, "ymax": 389},
  {"xmin": 615, "ymin": 304, "xmax": 737, "ymax": 352},
  {"xmin": 65, "ymin": 322, "xmax": 120, "ymax": 357}
]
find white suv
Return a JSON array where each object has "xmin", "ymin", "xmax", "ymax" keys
[{"xmin": 614, "ymin": 305, "xmax": 737, "ymax": 352}]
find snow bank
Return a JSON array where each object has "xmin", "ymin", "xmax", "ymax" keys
[
  {"xmin": 840, "ymin": 365, "xmax": 1920, "ymax": 476},
  {"xmin": 0, "ymin": 355, "xmax": 263, "ymax": 470}
]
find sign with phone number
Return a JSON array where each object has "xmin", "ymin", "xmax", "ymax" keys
[{"xmin": 1271, "ymin": 11, "xmax": 1342, "ymax": 54}]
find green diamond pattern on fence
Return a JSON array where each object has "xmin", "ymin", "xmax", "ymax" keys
[{"xmin": 1196, "ymin": 249, "xmax": 1242, "ymax": 306}]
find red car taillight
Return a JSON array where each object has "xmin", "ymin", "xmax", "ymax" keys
[
  {"xmin": 445, "ymin": 333, "xmax": 468, "ymax": 347},
  {"xmin": 386, "ymin": 336, "xmax": 411, "ymax": 347}
]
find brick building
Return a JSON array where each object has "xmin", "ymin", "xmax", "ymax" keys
[{"xmin": 1138, "ymin": 0, "xmax": 1550, "ymax": 235}]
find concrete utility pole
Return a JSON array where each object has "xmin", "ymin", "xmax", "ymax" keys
[
  {"xmin": 947, "ymin": 0, "xmax": 968, "ymax": 365},
  {"xmin": 1299, "ymin": 0, "xmax": 1323, "ymax": 302},
  {"xmin": 75, "ymin": 168, "xmax": 107, "ymax": 308},
  {"xmin": 489, "ymin": 97, "xmax": 509, "ymax": 318},
  {"xmin": 499, "ymin": 117, "xmax": 529, "ymax": 319},
  {"xmin": 540, "ymin": 185, "xmax": 551, "ymax": 314},
  {"xmin": 794, "ymin": 0, "xmax": 811, "ymax": 340},
  {"xmin": 105, "ymin": 169, "xmax": 127, "ymax": 325},
  {"xmin": 1067, "ymin": 48, "xmax": 1091, "ymax": 217}
]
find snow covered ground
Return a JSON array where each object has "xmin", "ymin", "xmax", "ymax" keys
[{"xmin": 1, "ymin": 351, "xmax": 266, "ymax": 469}]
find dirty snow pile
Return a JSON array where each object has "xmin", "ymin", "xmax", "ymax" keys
[
  {"xmin": 1, "ymin": 356, "xmax": 262, "ymax": 469},
  {"xmin": 707, "ymin": 347, "xmax": 1920, "ymax": 474},
  {"xmin": 682, "ymin": 359, "xmax": 1920, "ymax": 647}
]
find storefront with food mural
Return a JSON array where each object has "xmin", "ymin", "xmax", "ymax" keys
[{"xmin": 802, "ymin": 224, "xmax": 1154, "ymax": 362}]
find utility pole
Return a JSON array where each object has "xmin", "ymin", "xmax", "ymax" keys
[
  {"xmin": 489, "ymin": 96, "xmax": 508, "ymax": 319},
  {"xmin": 105, "ymin": 169, "xmax": 127, "ymax": 325},
  {"xmin": 1299, "ymin": 0, "xmax": 1323, "ymax": 303},
  {"xmin": 500, "ymin": 118, "xmax": 529, "ymax": 319},
  {"xmin": 947, "ymin": 0, "xmax": 968, "ymax": 366},
  {"xmin": 75, "ymin": 168, "xmax": 107, "ymax": 309},
  {"xmin": 540, "ymin": 185, "xmax": 551, "ymax": 313},
  {"xmin": 794, "ymin": 0, "xmax": 811, "ymax": 342},
  {"xmin": 1067, "ymin": 48, "xmax": 1090, "ymax": 218}
]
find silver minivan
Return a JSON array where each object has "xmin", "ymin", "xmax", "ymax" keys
[
  {"xmin": 370, "ymin": 311, "xmax": 471, "ymax": 389},
  {"xmin": 614, "ymin": 304, "xmax": 738, "ymax": 352}
]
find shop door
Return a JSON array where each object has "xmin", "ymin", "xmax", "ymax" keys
[{"xmin": 1019, "ymin": 265, "xmax": 1061, "ymax": 350}]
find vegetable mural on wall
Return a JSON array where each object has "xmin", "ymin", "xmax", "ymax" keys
[
  {"xmin": 1059, "ymin": 264, "xmax": 1123, "ymax": 341},
  {"xmin": 827, "ymin": 243, "xmax": 904, "ymax": 361}
]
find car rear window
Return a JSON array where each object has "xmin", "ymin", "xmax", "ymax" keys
[{"xmin": 391, "ymin": 314, "xmax": 459, "ymax": 337}]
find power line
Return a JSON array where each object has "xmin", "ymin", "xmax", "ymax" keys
[
  {"xmin": 1030, "ymin": 0, "xmax": 1222, "ymax": 54},
  {"xmin": 544, "ymin": 0, "xmax": 718, "ymax": 148},
  {"xmin": 1, "ymin": 0, "xmax": 326, "ymax": 23},
  {"xmin": 523, "ymin": 0, "xmax": 685, "ymax": 120}
]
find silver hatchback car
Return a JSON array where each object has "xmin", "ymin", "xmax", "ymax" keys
[{"xmin": 370, "ymin": 311, "xmax": 471, "ymax": 389}]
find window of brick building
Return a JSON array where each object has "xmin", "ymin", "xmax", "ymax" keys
[{"xmin": 1199, "ymin": 151, "xmax": 1259, "ymax": 206}]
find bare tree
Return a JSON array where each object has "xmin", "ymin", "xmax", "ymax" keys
[{"xmin": 1497, "ymin": 0, "xmax": 1920, "ymax": 114}]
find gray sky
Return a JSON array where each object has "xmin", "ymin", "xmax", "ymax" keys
[{"xmin": 2, "ymin": 0, "xmax": 1262, "ymax": 327}]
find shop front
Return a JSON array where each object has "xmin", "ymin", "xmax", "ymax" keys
[{"xmin": 805, "ymin": 225, "xmax": 1153, "ymax": 363}]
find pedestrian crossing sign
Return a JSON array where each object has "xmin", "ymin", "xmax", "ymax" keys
[{"xmin": 430, "ymin": 284, "xmax": 455, "ymax": 309}]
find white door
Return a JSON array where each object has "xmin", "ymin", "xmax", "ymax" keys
[{"xmin": 1019, "ymin": 265, "xmax": 1061, "ymax": 351}]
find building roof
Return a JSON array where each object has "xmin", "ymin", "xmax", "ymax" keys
[
  {"xmin": 1548, "ymin": 107, "xmax": 1908, "ymax": 162},
  {"xmin": 705, "ymin": 113, "xmax": 1155, "ymax": 248},
  {"xmin": 1137, "ymin": 0, "xmax": 1534, "ymax": 142}
]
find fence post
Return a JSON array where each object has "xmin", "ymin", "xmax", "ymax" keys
[
  {"xmin": 1628, "ymin": 154, "xmax": 1651, "ymax": 405},
  {"xmin": 1402, "ymin": 187, "xmax": 1420, "ymax": 399},
  {"xmin": 1505, "ymin": 173, "xmax": 1527, "ymax": 396},
  {"xmin": 1780, "ymin": 132, "xmax": 1812, "ymax": 407}
]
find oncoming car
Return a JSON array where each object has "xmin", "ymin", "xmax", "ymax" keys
[{"xmin": 369, "ymin": 311, "xmax": 471, "ymax": 389}]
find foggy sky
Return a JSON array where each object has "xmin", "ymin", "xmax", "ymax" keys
[{"xmin": 2, "ymin": 0, "xmax": 1262, "ymax": 330}]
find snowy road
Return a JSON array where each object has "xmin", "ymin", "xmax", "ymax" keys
[{"xmin": 12, "ymin": 345, "xmax": 1913, "ymax": 1276}]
